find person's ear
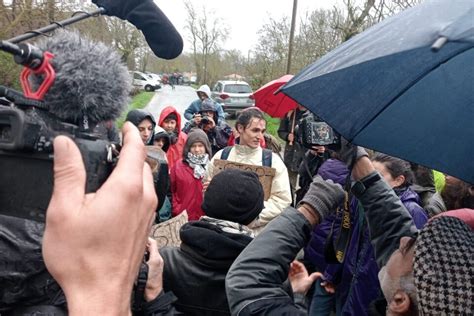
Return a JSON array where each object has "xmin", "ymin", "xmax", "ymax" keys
[
  {"xmin": 237, "ymin": 123, "xmax": 244, "ymax": 134},
  {"xmin": 394, "ymin": 175, "xmax": 405, "ymax": 188},
  {"xmin": 468, "ymin": 185, "xmax": 474, "ymax": 196},
  {"xmin": 388, "ymin": 290, "xmax": 411, "ymax": 314}
]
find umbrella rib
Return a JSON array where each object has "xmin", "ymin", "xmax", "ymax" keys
[{"xmin": 352, "ymin": 45, "xmax": 473, "ymax": 140}]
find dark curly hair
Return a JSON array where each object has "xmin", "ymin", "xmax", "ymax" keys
[{"xmin": 235, "ymin": 107, "xmax": 265, "ymax": 130}]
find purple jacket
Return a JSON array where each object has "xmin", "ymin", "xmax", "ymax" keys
[
  {"xmin": 304, "ymin": 159, "xmax": 349, "ymax": 272},
  {"xmin": 321, "ymin": 186, "xmax": 428, "ymax": 315},
  {"xmin": 396, "ymin": 187, "xmax": 429, "ymax": 229}
]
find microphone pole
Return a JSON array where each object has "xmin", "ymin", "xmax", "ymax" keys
[{"xmin": 7, "ymin": 8, "xmax": 106, "ymax": 44}]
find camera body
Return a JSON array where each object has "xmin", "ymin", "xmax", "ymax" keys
[
  {"xmin": 297, "ymin": 113, "xmax": 341, "ymax": 150},
  {"xmin": 0, "ymin": 103, "xmax": 116, "ymax": 221},
  {"xmin": 200, "ymin": 115, "xmax": 211, "ymax": 125}
]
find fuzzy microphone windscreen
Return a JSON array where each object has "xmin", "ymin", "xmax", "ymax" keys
[{"xmin": 31, "ymin": 30, "xmax": 131, "ymax": 126}]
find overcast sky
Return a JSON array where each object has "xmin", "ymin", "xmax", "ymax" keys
[{"xmin": 155, "ymin": 0, "xmax": 341, "ymax": 54}]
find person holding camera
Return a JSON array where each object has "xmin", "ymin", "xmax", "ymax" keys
[
  {"xmin": 158, "ymin": 106, "xmax": 188, "ymax": 170},
  {"xmin": 184, "ymin": 85, "xmax": 225, "ymax": 123},
  {"xmin": 295, "ymin": 145, "xmax": 330, "ymax": 205},
  {"xmin": 182, "ymin": 99, "xmax": 232, "ymax": 156}
]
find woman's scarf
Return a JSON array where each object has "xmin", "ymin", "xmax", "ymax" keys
[{"xmin": 186, "ymin": 152, "xmax": 209, "ymax": 179}]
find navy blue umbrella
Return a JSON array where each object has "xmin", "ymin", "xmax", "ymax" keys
[{"xmin": 281, "ymin": 0, "xmax": 474, "ymax": 184}]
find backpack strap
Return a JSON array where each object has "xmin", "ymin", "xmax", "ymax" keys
[
  {"xmin": 262, "ymin": 148, "xmax": 273, "ymax": 167},
  {"xmin": 220, "ymin": 146, "xmax": 233, "ymax": 160},
  {"xmin": 221, "ymin": 146, "xmax": 272, "ymax": 167}
]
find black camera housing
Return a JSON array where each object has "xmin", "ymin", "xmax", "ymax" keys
[
  {"xmin": 200, "ymin": 115, "xmax": 211, "ymax": 125},
  {"xmin": 0, "ymin": 104, "xmax": 116, "ymax": 222},
  {"xmin": 297, "ymin": 113, "xmax": 341, "ymax": 150}
]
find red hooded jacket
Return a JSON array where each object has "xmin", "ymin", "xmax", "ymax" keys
[
  {"xmin": 158, "ymin": 106, "xmax": 187, "ymax": 171},
  {"xmin": 170, "ymin": 129, "xmax": 212, "ymax": 220}
]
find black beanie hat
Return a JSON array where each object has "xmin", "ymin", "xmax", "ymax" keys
[{"xmin": 202, "ymin": 169, "xmax": 264, "ymax": 225}]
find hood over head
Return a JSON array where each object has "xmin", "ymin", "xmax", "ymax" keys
[
  {"xmin": 125, "ymin": 109, "xmax": 156, "ymax": 144},
  {"xmin": 199, "ymin": 99, "xmax": 218, "ymax": 124},
  {"xmin": 183, "ymin": 128, "xmax": 212, "ymax": 159},
  {"xmin": 125, "ymin": 109, "xmax": 156, "ymax": 128},
  {"xmin": 200, "ymin": 99, "xmax": 216, "ymax": 113},
  {"xmin": 153, "ymin": 126, "xmax": 171, "ymax": 152},
  {"xmin": 158, "ymin": 105, "xmax": 182, "ymax": 134},
  {"xmin": 197, "ymin": 84, "xmax": 211, "ymax": 99}
]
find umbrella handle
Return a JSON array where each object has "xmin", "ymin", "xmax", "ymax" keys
[{"xmin": 289, "ymin": 110, "xmax": 296, "ymax": 146}]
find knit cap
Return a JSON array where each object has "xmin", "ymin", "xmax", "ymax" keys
[{"xmin": 202, "ymin": 169, "xmax": 264, "ymax": 225}]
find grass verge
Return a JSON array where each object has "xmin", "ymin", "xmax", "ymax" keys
[{"xmin": 116, "ymin": 91, "xmax": 155, "ymax": 128}]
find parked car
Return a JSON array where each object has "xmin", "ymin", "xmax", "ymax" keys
[
  {"xmin": 211, "ymin": 80, "xmax": 255, "ymax": 117},
  {"xmin": 131, "ymin": 71, "xmax": 160, "ymax": 91},
  {"xmin": 181, "ymin": 76, "xmax": 191, "ymax": 85},
  {"xmin": 146, "ymin": 73, "xmax": 162, "ymax": 85}
]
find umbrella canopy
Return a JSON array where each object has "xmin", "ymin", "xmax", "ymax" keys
[
  {"xmin": 281, "ymin": 0, "xmax": 474, "ymax": 184},
  {"xmin": 254, "ymin": 74, "xmax": 298, "ymax": 118}
]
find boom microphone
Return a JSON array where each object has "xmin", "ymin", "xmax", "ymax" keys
[
  {"xmin": 29, "ymin": 30, "xmax": 131, "ymax": 128},
  {"xmin": 93, "ymin": 0, "xmax": 184, "ymax": 60}
]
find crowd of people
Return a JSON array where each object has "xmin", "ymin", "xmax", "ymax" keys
[
  {"xmin": 1, "ymin": 84, "xmax": 472, "ymax": 316},
  {"xmin": 116, "ymin": 94, "xmax": 473, "ymax": 315}
]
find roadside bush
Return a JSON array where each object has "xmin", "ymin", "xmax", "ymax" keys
[
  {"xmin": 0, "ymin": 52, "xmax": 22, "ymax": 91},
  {"xmin": 129, "ymin": 86, "xmax": 142, "ymax": 96}
]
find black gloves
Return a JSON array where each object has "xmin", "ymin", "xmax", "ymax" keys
[
  {"xmin": 297, "ymin": 175, "xmax": 345, "ymax": 222},
  {"xmin": 338, "ymin": 138, "xmax": 369, "ymax": 167}
]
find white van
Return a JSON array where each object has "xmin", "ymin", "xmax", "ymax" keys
[{"xmin": 131, "ymin": 71, "xmax": 160, "ymax": 91}]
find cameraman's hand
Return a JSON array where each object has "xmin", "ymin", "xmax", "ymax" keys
[
  {"xmin": 193, "ymin": 113, "xmax": 202, "ymax": 125},
  {"xmin": 144, "ymin": 238, "xmax": 164, "ymax": 302},
  {"xmin": 338, "ymin": 138, "xmax": 368, "ymax": 168},
  {"xmin": 310, "ymin": 145, "xmax": 325, "ymax": 156},
  {"xmin": 205, "ymin": 116, "xmax": 215, "ymax": 129},
  {"xmin": 337, "ymin": 138, "xmax": 378, "ymax": 180},
  {"xmin": 43, "ymin": 122, "xmax": 158, "ymax": 315}
]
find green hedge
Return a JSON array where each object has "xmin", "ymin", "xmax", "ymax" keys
[
  {"xmin": 264, "ymin": 114, "xmax": 283, "ymax": 142},
  {"xmin": 116, "ymin": 91, "xmax": 154, "ymax": 128}
]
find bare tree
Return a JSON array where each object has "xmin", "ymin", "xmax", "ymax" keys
[
  {"xmin": 106, "ymin": 18, "xmax": 144, "ymax": 68},
  {"xmin": 293, "ymin": 9, "xmax": 343, "ymax": 70},
  {"xmin": 370, "ymin": 0, "xmax": 422, "ymax": 24},
  {"xmin": 332, "ymin": 0, "xmax": 376, "ymax": 42},
  {"xmin": 184, "ymin": 0, "xmax": 228, "ymax": 84}
]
